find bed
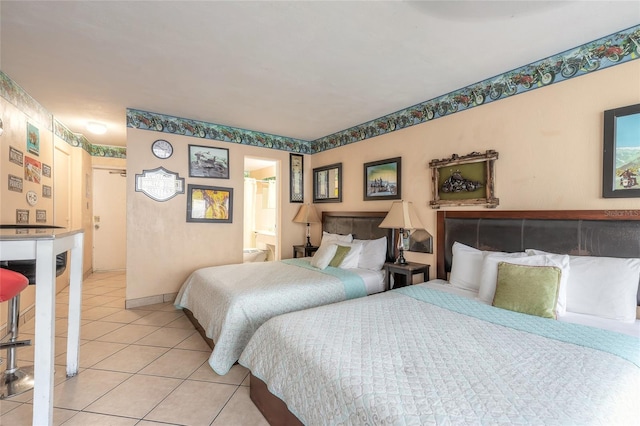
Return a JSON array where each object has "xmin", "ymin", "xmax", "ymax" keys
[
  {"xmin": 174, "ymin": 211, "xmax": 394, "ymax": 375},
  {"xmin": 240, "ymin": 209, "xmax": 640, "ymax": 425}
]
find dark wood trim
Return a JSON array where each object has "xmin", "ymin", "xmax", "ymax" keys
[
  {"xmin": 183, "ymin": 308, "xmax": 214, "ymax": 350},
  {"xmin": 436, "ymin": 209, "xmax": 640, "ymax": 279},
  {"xmin": 321, "ymin": 210, "xmax": 388, "ymax": 220},
  {"xmin": 250, "ymin": 373, "xmax": 303, "ymax": 426}
]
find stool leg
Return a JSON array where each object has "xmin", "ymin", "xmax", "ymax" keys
[{"xmin": 1, "ymin": 294, "xmax": 34, "ymax": 399}]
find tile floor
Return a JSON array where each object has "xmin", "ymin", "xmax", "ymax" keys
[{"xmin": 0, "ymin": 271, "xmax": 269, "ymax": 426}]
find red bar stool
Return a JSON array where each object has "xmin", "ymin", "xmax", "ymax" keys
[{"xmin": 0, "ymin": 268, "xmax": 34, "ymax": 399}]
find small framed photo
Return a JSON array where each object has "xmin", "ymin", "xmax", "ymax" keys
[
  {"xmin": 16, "ymin": 209, "xmax": 29, "ymax": 224},
  {"xmin": 9, "ymin": 146, "xmax": 23, "ymax": 166},
  {"xmin": 188, "ymin": 145, "xmax": 229, "ymax": 179},
  {"xmin": 429, "ymin": 150, "xmax": 499, "ymax": 209},
  {"xmin": 27, "ymin": 122, "xmax": 40, "ymax": 156},
  {"xmin": 290, "ymin": 153, "xmax": 304, "ymax": 203},
  {"xmin": 364, "ymin": 157, "xmax": 401, "ymax": 201},
  {"xmin": 43, "ymin": 185, "xmax": 52, "ymax": 198},
  {"xmin": 186, "ymin": 184, "xmax": 233, "ymax": 223},
  {"xmin": 24, "ymin": 156, "xmax": 42, "ymax": 184},
  {"xmin": 42, "ymin": 163, "xmax": 52, "ymax": 178},
  {"xmin": 603, "ymin": 103, "xmax": 640, "ymax": 198},
  {"xmin": 313, "ymin": 163, "xmax": 342, "ymax": 203},
  {"xmin": 36, "ymin": 209, "xmax": 47, "ymax": 223}
]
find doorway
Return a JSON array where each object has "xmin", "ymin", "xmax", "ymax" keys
[
  {"xmin": 243, "ymin": 157, "xmax": 279, "ymax": 262},
  {"xmin": 92, "ymin": 167, "xmax": 127, "ymax": 271}
]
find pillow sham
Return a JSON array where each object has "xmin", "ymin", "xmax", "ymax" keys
[
  {"xmin": 493, "ymin": 262, "xmax": 561, "ymax": 319},
  {"xmin": 354, "ymin": 236, "xmax": 387, "ymax": 271},
  {"xmin": 564, "ymin": 254, "xmax": 640, "ymax": 323},
  {"xmin": 321, "ymin": 231, "xmax": 353, "ymax": 246},
  {"xmin": 310, "ymin": 243, "xmax": 338, "ymax": 270},
  {"xmin": 449, "ymin": 242, "xmax": 485, "ymax": 291},
  {"xmin": 337, "ymin": 242, "xmax": 363, "ymax": 269},
  {"xmin": 478, "ymin": 252, "xmax": 528, "ymax": 304},
  {"xmin": 329, "ymin": 245, "xmax": 351, "ymax": 267},
  {"xmin": 525, "ymin": 249, "xmax": 571, "ymax": 315}
]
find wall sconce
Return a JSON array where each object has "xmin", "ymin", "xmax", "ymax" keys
[{"xmin": 0, "ymin": 117, "xmax": 4, "ymax": 136}]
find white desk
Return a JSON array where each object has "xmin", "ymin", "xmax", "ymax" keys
[{"xmin": 0, "ymin": 228, "xmax": 84, "ymax": 426}]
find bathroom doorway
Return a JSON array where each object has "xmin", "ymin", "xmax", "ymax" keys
[{"xmin": 243, "ymin": 157, "xmax": 279, "ymax": 262}]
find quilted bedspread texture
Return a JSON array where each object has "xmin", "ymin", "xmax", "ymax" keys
[
  {"xmin": 239, "ymin": 286, "xmax": 640, "ymax": 425},
  {"xmin": 175, "ymin": 259, "xmax": 364, "ymax": 375}
]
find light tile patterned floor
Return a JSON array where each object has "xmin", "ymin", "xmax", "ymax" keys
[{"xmin": 0, "ymin": 271, "xmax": 269, "ymax": 426}]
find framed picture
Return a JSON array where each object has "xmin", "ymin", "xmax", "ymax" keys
[
  {"xmin": 603, "ymin": 103, "xmax": 640, "ymax": 198},
  {"xmin": 188, "ymin": 145, "xmax": 229, "ymax": 179},
  {"xmin": 363, "ymin": 157, "xmax": 401, "ymax": 201},
  {"xmin": 27, "ymin": 122, "xmax": 39, "ymax": 156},
  {"xmin": 313, "ymin": 163, "xmax": 342, "ymax": 203},
  {"xmin": 290, "ymin": 153, "xmax": 304, "ymax": 203},
  {"xmin": 24, "ymin": 156, "xmax": 42, "ymax": 184},
  {"xmin": 429, "ymin": 150, "xmax": 499, "ymax": 209},
  {"xmin": 186, "ymin": 184, "xmax": 233, "ymax": 223}
]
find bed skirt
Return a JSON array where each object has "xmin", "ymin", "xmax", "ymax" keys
[{"xmin": 250, "ymin": 373, "xmax": 303, "ymax": 426}]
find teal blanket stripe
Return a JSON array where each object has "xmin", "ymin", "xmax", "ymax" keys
[
  {"xmin": 395, "ymin": 286, "xmax": 640, "ymax": 367},
  {"xmin": 282, "ymin": 259, "xmax": 368, "ymax": 299}
]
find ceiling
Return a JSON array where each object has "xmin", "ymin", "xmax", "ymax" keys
[{"xmin": 1, "ymin": 1, "xmax": 639, "ymax": 148}]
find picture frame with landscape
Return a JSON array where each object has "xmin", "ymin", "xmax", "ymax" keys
[
  {"xmin": 603, "ymin": 103, "xmax": 640, "ymax": 198},
  {"xmin": 363, "ymin": 157, "xmax": 401, "ymax": 201},
  {"xmin": 188, "ymin": 145, "xmax": 229, "ymax": 179}
]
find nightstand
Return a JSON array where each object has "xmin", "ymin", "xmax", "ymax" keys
[
  {"xmin": 293, "ymin": 245, "xmax": 319, "ymax": 258},
  {"xmin": 384, "ymin": 262, "xmax": 430, "ymax": 290}
]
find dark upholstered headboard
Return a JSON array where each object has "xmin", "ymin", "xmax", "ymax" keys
[
  {"xmin": 322, "ymin": 211, "xmax": 395, "ymax": 262},
  {"xmin": 436, "ymin": 210, "xmax": 640, "ymax": 305}
]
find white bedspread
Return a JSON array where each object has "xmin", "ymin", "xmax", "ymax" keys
[
  {"xmin": 174, "ymin": 259, "xmax": 367, "ymax": 375},
  {"xmin": 240, "ymin": 284, "xmax": 640, "ymax": 425}
]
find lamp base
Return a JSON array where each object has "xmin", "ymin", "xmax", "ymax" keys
[
  {"xmin": 395, "ymin": 249, "xmax": 407, "ymax": 265},
  {"xmin": 305, "ymin": 236, "xmax": 313, "ymax": 248}
]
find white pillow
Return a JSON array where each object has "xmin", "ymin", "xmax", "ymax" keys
[
  {"xmin": 477, "ymin": 252, "xmax": 543, "ymax": 303},
  {"xmin": 565, "ymin": 255, "xmax": 640, "ymax": 323},
  {"xmin": 525, "ymin": 249, "xmax": 571, "ymax": 315},
  {"xmin": 337, "ymin": 242, "xmax": 363, "ymax": 269},
  {"xmin": 321, "ymin": 231, "xmax": 353, "ymax": 246},
  {"xmin": 449, "ymin": 242, "xmax": 485, "ymax": 291},
  {"xmin": 310, "ymin": 243, "xmax": 338, "ymax": 270},
  {"xmin": 353, "ymin": 237, "xmax": 387, "ymax": 271}
]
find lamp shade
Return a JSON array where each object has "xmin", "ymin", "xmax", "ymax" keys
[
  {"xmin": 293, "ymin": 203, "xmax": 321, "ymax": 224},
  {"xmin": 379, "ymin": 201, "xmax": 424, "ymax": 230}
]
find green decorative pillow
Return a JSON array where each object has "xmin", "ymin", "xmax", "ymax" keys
[
  {"xmin": 329, "ymin": 245, "xmax": 351, "ymax": 267},
  {"xmin": 493, "ymin": 262, "xmax": 561, "ymax": 319}
]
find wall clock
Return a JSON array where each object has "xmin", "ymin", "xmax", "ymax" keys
[{"xmin": 151, "ymin": 139, "xmax": 173, "ymax": 159}]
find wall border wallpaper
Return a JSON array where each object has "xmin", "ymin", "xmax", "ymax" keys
[
  {"xmin": 2, "ymin": 25, "xmax": 639, "ymax": 159},
  {"xmin": 312, "ymin": 25, "xmax": 640, "ymax": 152},
  {"xmin": 126, "ymin": 109, "xmax": 312, "ymax": 154}
]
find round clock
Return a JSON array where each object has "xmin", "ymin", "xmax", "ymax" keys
[
  {"xmin": 26, "ymin": 190, "xmax": 38, "ymax": 206},
  {"xmin": 151, "ymin": 139, "xmax": 173, "ymax": 159}
]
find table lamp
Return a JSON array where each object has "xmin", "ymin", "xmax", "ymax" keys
[
  {"xmin": 379, "ymin": 200, "xmax": 424, "ymax": 264},
  {"xmin": 293, "ymin": 204, "xmax": 321, "ymax": 247}
]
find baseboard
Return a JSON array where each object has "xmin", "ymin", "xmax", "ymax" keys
[{"xmin": 125, "ymin": 292, "xmax": 178, "ymax": 309}]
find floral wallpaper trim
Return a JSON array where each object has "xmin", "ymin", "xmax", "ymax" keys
[
  {"xmin": 3, "ymin": 25, "xmax": 639, "ymax": 158},
  {"xmin": 53, "ymin": 120, "xmax": 127, "ymax": 158},
  {"xmin": 0, "ymin": 70, "xmax": 53, "ymax": 131},
  {"xmin": 311, "ymin": 25, "xmax": 640, "ymax": 152},
  {"xmin": 1, "ymin": 70, "xmax": 126, "ymax": 158},
  {"xmin": 126, "ymin": 109, "xmax": 312, "ymax": 154}
]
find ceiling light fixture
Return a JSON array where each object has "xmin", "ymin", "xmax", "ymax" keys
[{"xmin": 86, "ymin": 122, "xmax": 107, "ymax": 135}]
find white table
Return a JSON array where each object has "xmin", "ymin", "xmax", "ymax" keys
[{"xmin": 0, "ymin": 227, "xmax": 84, "ymax": 426}]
